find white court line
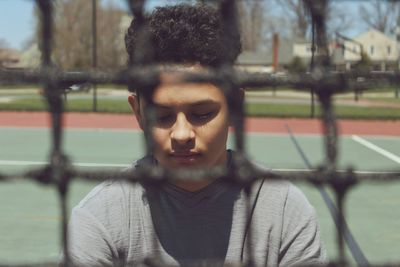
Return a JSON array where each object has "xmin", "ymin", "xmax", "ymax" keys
[
  {"xmin": 352, "ymin": 135, "xmax": 400, "ymax": 164},
  {"xmin": 0, "ymin": 160, "xmax": 129, "ymax": 168}
]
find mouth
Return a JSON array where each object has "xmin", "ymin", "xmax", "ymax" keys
[{"xmin": 169, "ymin": 152, "xmax": 201, "ymax": 165}]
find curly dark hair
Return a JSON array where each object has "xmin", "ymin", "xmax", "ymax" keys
[{"xmin": 124, "ymin": 4, "xmax": 241, "ymax": 67}]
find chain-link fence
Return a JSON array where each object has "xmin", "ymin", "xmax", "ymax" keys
[{"xmin": 0, "ymin": 0, "xmax": 399, "ymax": 266}]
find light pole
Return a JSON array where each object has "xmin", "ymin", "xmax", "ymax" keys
[{"xmin": 92, "ymin": 0, "xmax": 98, "ymax": 111}]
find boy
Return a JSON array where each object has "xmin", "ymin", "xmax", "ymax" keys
[{"xmin": 68, "ymin": 4, "xmax": 326, "ymax": 266}]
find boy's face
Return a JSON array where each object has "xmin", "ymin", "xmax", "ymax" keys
[{"xmin": 128, "ymin": 72, "xmax": 231, "ymax": 171}]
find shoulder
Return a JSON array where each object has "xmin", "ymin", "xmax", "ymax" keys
[
  {"xmin": 250, "ymin": 161, "xmax": 312, "ymax": 209},
  {"xmin": 250, "ymin": 164, "xmax": 326, "ymax": 264},
  {"xmin": 253, "ymin": 179, "xmax": 316, "ymax": 226},
  {"xmin": 248, "ymin": 161, "xmax": 316, "ymax": 222},
  {"xmin": 67, "ymin": 163, "xmax": 151, "ymax": 264},
  {"xmin": 71, "ymin": 155, "xmax": 156, "ymax": 219},
  {"xmin": 76, "ymin": 179, "xmax": 143, "ymax": 209},
  {"xmin": 73, "ymin": 162, "xmax": 147, "ymax": 219},
  {"xmin": 251, "ymin": 178, "xmax": 310, "ymax": 218}
]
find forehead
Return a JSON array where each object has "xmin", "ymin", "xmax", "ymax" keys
[{"xmin": 152, "ymin": 81, "xmax": 226, "ymax": 107}]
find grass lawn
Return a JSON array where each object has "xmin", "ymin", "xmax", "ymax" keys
[
  {"xmin": 246, "ymin": 102, "xmax": 400, "ymax": 120},
  {"xmin": 0, "ymin": 98, "xmax": 131, "ymax": 113},
  {"xmin": 364, "ymin": 97, "xmax": 400, "ymax": 105},
  {"xmin": 1, "ymin": 95, "xmax": 399, "ymax": 120},
  {"xmin": 1, "ymin": 87, "xmax": 399, "ymax": 119}
]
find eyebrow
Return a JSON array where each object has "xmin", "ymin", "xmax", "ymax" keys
[{"xmin": 153, "ymin": 100, "xmax": 220, "ymax": 109}]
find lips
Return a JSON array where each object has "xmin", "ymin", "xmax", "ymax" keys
[{"xmin": 169, "ymin": 152, "xmax": 201, "ymax": 165}]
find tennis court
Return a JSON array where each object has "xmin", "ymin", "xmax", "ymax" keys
[{"xmin": 0, "ymin": 120, "xmax": 399, "ymax": 265}]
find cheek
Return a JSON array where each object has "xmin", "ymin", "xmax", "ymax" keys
[
  {"xmin": 151, "ymin": 129, "xmax": 169, "ymax": 148},
  {"xmin": 200, "ymin": 114, "xmax": 230, "ymax": 146}
]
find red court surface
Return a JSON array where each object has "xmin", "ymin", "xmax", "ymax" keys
[{"xmin": 0, "ymin": 111, "xmax": 399, "ymax": 136}]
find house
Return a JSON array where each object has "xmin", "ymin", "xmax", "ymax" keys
[
  {"xmin": 332, "ymin": 29, "xmax": 399, "ymax": 71},
  {"xmin": 236, "ymin": 51, "xmax": 272, "ymax": 73},
  {"xmin": 238, "ymin": 29, "xmax": 400, "ymax": 74},
  {"xmin": 0, "ymin": 48, "xmax": 21, "ymax": 69},
  {"xmin": 292, "ymin": 38, "xmax": 315, "ymax": 63}
]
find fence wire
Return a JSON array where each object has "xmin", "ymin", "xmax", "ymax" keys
[{"xmin": 0, "ymin": 0, "xmax": 399, "ymax": 266}]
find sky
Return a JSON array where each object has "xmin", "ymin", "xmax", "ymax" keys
[
  {"xmin": 0, "ymin": 0, "xmax": 35, "ymax": 49},
  {"xmin": 0, "ymin": 0, "xmax": 370, "ymax": 51},
  {"xmin": 0, "ymin": 0, "xmax": 187, "ymax": 50}
]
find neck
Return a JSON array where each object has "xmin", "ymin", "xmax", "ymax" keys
[
  {"xmin": 172, "ymin": 180, "xmax": 214, "ymax": 192},
  {"xmin": 171, "ymin": 150, "xmax": 229, "ymax": 192}
]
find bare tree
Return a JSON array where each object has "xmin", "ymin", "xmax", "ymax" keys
[
  {"xmin": 32, "ymin": 0, "xmax": 127, "ymax": 70},
  {"xmin": 326, "ymin": 2, "xmax": 353, "ymax": 38},
  {"xmin": 275, "ymin": 0, "xmax": 353, "ymax": 40},
  {"xmin": 52, "ymin": 0, "xmax": 92, "ymax": 69},
  {"xmin": 275, "ymin": 0, "xmax": 308, "ymax": 39},
  {"xmin": 95, "ymin": 1, "xmax": 128, "ymax": 68},
  {"xmin": 359, "ymin": 0, "xmax": 398, "ymax": 33},
  {"xmin": 237, "ymin": 0, "xmax": 269, "ymax": 51}
]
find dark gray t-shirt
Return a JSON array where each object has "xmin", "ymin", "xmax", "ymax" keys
[
  {"xmin": 68, "ymin": 156, "xmax": 326, "ymax": 266},
  {"xmin": 145, "ymin": 178, "xmax": 241, "ymax": 265}
]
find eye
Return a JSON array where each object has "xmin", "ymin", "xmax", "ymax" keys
[
  {"xmin": 157, "ymin": 114, "xmax": 174, "ymax": 124},
  {"xmin": 154, "ymin": 106, "xmax": 174, "ymax": 125},
  {"xmin": 191, "ymin": 111, "xmax": 214, "ymax": 121}
]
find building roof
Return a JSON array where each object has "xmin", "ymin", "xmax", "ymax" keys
[{"xmin": 354, "ymin": 28, "xmax": 396, "ymax": 43}]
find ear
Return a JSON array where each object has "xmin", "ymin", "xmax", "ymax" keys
[{"xmin": 128, "ymin": 94, "xmax": 144, "ymax": 130}]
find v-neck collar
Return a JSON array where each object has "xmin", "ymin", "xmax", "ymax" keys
[
  {"xmin": 161, "ymin": 177, "xmax": 228, "ymax": 208},
  {"xmin": 137, "ymin": 150, "xmax": 233, "ymax": 208}
]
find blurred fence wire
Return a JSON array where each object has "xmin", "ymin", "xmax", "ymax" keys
[{"xmin": 0, "ymin": 0, "xmax": 399, "ymax": 266}]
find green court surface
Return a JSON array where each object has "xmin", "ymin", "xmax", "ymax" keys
[{"xmin": 0, "ymin": 127, "xmax": 399, "ymax": 265}]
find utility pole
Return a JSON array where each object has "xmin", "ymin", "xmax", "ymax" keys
[
  {"xmin": 310, "ymin": 17, "xmax": 316, "ymax": 118},
  {"xmin": 396, "ymin": 7, "xmax": 400, "ymax": 98},
  {"xmin": 92, "ymin": 0, "xmax": 98, "ymax": 111}
]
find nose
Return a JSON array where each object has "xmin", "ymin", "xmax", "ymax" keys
[{"xmin": 171, "ymin": 113, "xmax": 195, "ymax": 145}]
